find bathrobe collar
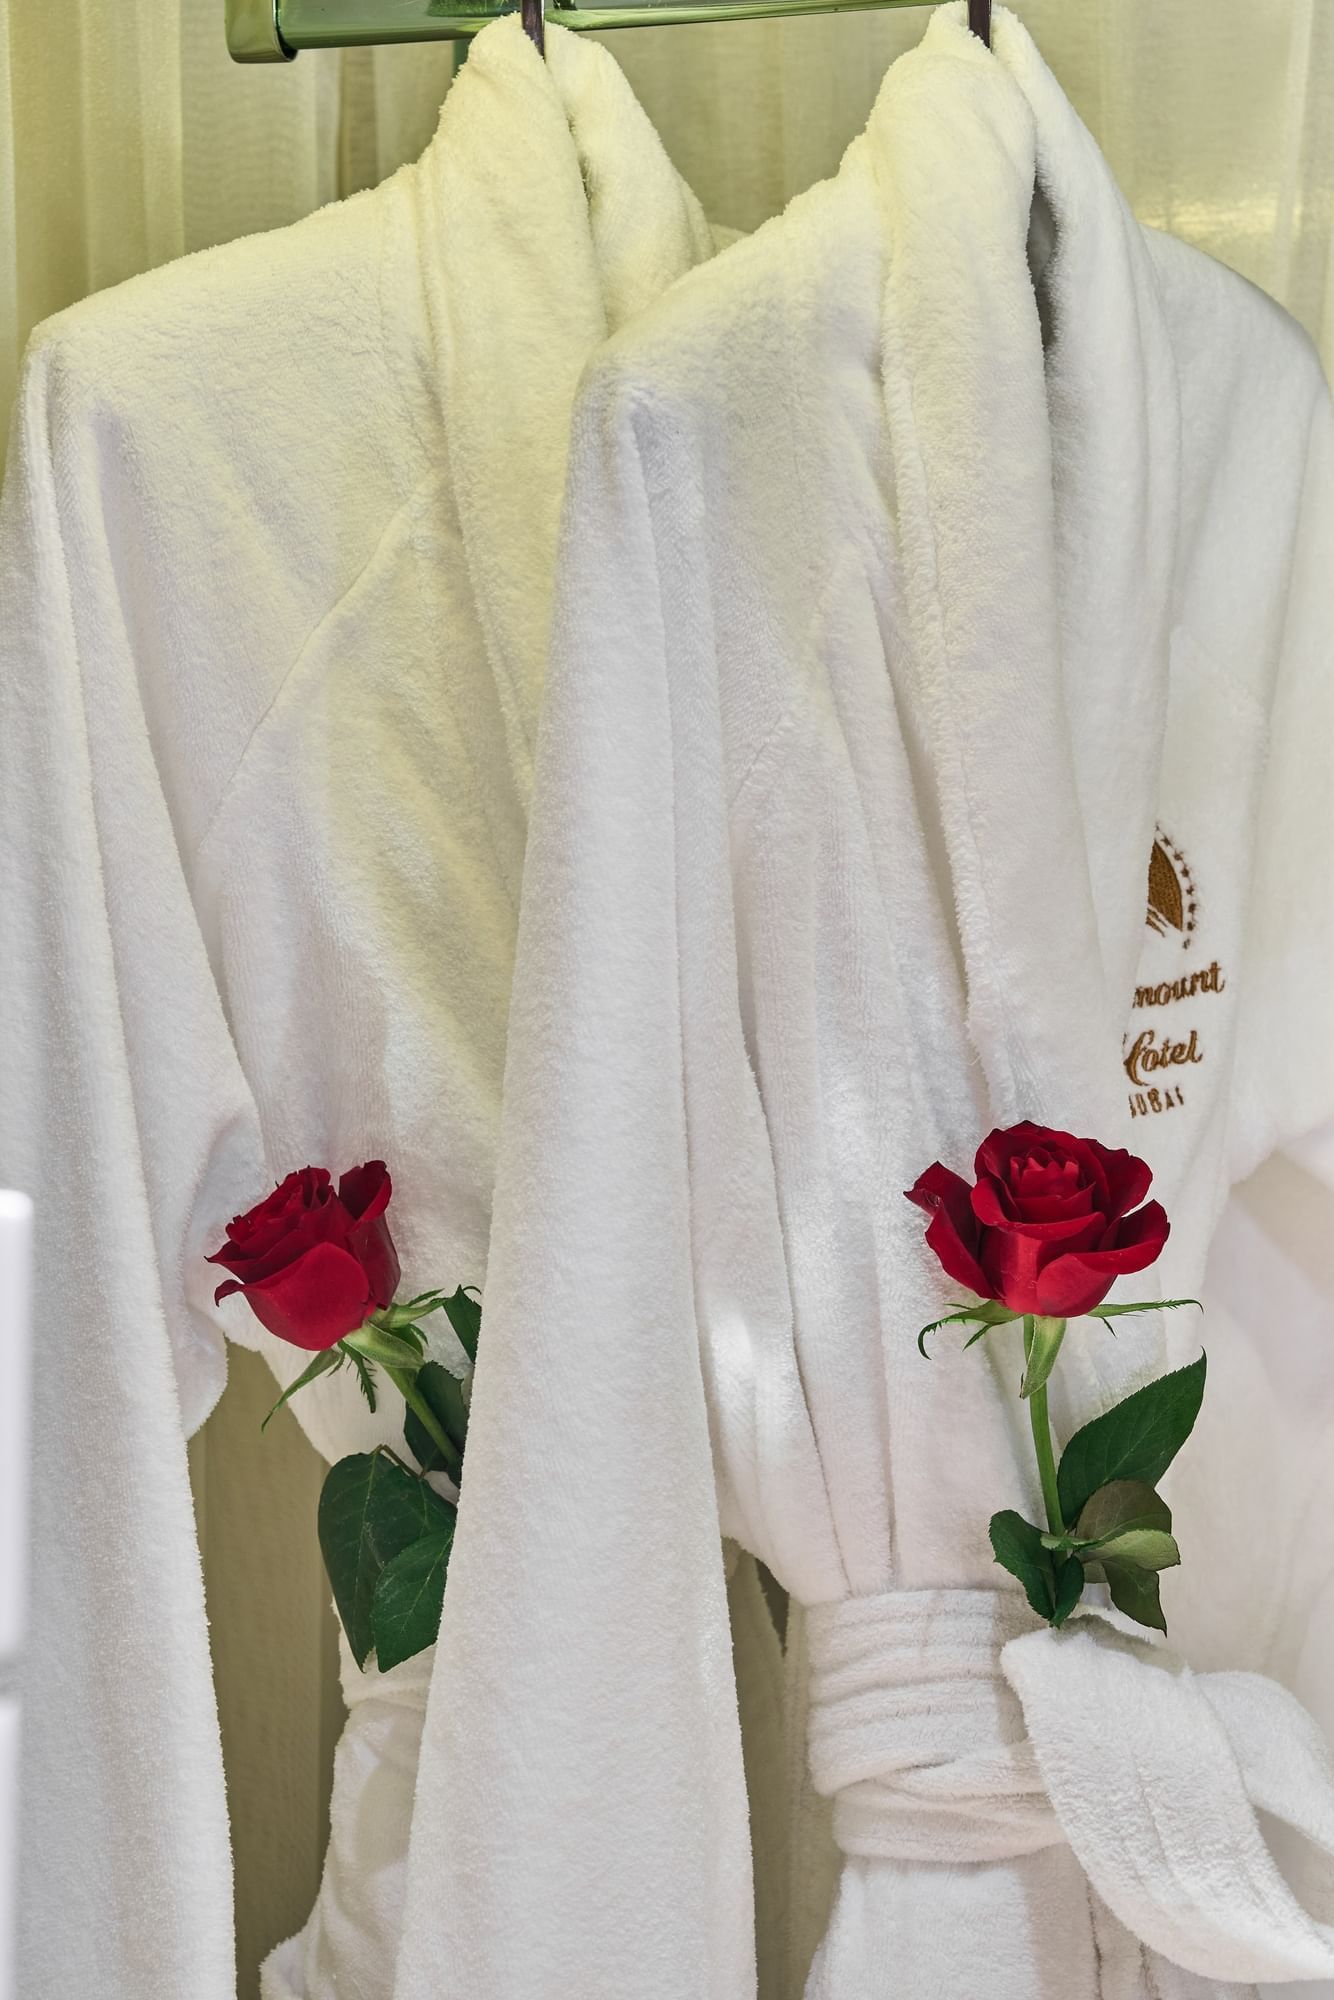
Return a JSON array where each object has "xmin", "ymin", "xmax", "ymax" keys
[
  {"xmin": 866, "ymin": 3, "xmax": 1181, "ymax": 1139},
  {"xmin": 390, "ymin": 17, "xmax": 714, "ymax": 792}
]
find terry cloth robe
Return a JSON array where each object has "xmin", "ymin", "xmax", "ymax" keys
[
  {"xmin": 405, "ymin": 8, "xmax": 1334, "ymax": 1998},
  {"xmin": 0, "ymin": 21, "xmax": 747, "ymax": 1999}
]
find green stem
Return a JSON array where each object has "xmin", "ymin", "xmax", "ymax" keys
[
  {"xmin": 385, "ymin": 1364, "xmax": 463, "ymax": 1483},
  {"xmin": 1024, "ymin": 1315, "xmax": 1064, "ymax": 1535}
]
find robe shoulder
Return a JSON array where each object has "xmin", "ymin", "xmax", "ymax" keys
[
  {"xmin": 1142, "ymin": 223, "xmax": 1331, "ymax": 706},
  {"xmin": 22, "ymin": 173, "xmax": 406, "ymax": 464},
  {"xmin": 1143, "ymin": 222, "xmax": 1325, "ymax": 401},
  {"xmin": 10, "ymin": 163, "xmax": 438, "ymax": 858}
]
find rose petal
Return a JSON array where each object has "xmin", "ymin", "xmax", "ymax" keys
[
  {"xmin": 207, "ymin": 1188, "xmax": 351, "ymax": 1285},
  {"xmin": 979, "ymin": 1208, "xmax": 1105, "ymax": 1247},
  {"xmin": 348, "ymin": 1211, "xmax": 401, "ymax": 1311},
  {"xmin": 980, "ymin": 1227, "xmax": 1045, "ymax": 1316},
  {"xmin": 1087, "ymin": 1142, "xmax": 1153, "ymax": 1221},
  {"xmin": 228, "ymin": 1240, "xmax": 375, "ymax": 1351},
  {"xmin": 1102, "ymin": 1200, "xmax": 1171, "ymax": 1261},
  {"xmin": 973, "ymin": 1175, "xmax": 1095, "ymax": 1229},
  {"xmin": 983, "ymin": 1124, "xmax": 1111, "ymax": 1209},
  {"xmin": 1012, "ymin": 1155, "xmax": 1081, "ymax": 1201},
  {"xmin": 1012, "ymin": 1185, "xmax": 1096, "ymax": 1224},
  {"xmin": 971, "ymin": 1175, "xmax": 1016, "ymax": 1226},
  {"xmin": 975, "ymin": 1123, "xmax": 1053, "ymax": 1183},
  {"xmin": 906, "ymin": 1164, "xmax": 992, "ymax": 1298},
  {"xmin": 1030, "ymin": 1256, "xmax": 1118, "ymax": 1318},
  {"xmin": 214, "ymin": 1167, "xmax": 333, "ymax": 1259},
  {"xmin": 1033, "ymin": 1202, "xmax": 1170, "ymax": 1316},
  {"xmin": 905, "ymin": 1162, "xmax": 973, "ymax": 1216},
  {"xmin": 1063, "ymin": 1138, "xmax": 1109, "ymax": 1208},
  {"xmin": 338, "ymin": 1161, "xmax": 392, "ymax": 1225}
]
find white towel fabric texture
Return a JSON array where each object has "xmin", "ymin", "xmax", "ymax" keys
[
  {"xmin": 262, "ymin": 1639, "xmax": 436, "ymax": 2000},
  {"xmin": 261, "ymin": 1541, "xmax": 786, "ymax": 2000},
  {"xmin": 0, "ymin": 20, "xmax": 729, "ymax": 1997},
  {"xmin": 406, "ymin": 7, "xmax": 1334, "ymax": 1997},
  {"xmin": 804, "ymin": 1590, "xmax": 1334, "ymax": 1994}
]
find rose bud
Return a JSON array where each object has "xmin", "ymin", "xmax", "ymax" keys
[
  {"xmin": 906, "ymin": 1121, "xmax": 1169, "ymax": 1319},
  {"xmin": 208, "ymin": 1161, "xmax": 401, "ymax": 1351}
]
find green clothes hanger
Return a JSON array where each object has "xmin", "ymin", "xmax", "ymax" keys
[{"xmin": 228, "ymin": 0, "xmax": 989, "ymax": 61}]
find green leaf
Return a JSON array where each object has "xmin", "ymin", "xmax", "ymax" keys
[
  {"xmin": 317, "ymin": 1450, "xmax": 456, "ymax": 1668},
  {"xmin": 1020, "ymin": 1315, "xmax": 1068, "ymax": 1400},
  {"xmin": 260, "ymin": 1345, "xmax": 342, "ymax": 1431},
  {"xmin": 1096, "ymin": 1527, "xmax": 1180, "ymax": 1571},
  {"xmin": 990, "ymin": 1511, "xmax": 1088, "ymax": 1628},
  {"xmin": 1056, "ymin": 1354, "xmax": 1206, "ymax": 1526},
  {"xmin": 1051, "ymin": 1552, "xmax": 1086, "ymax": 1628},
  {"xmin": 990, "ymin": 1511, "xmax": 1054, "ymax": 1621},
  {"xmin": 442, "ymin": 1286, "xmax": 481, "ymax": 1364},
  {"xmin": 1074, "ymin": 1479, "xmax": 1170, "ymax": 1546},
  {"xmin": 371, "ymin": 1521, "xmax": 456, "ymax": 1671},
  {"xmin": 404, "ymin": 1360, "xmax": 470, "ymax": 1474},
  {"xmin": 1102, "ymin": 1560, "xmax": 1167, "ymax": 1633}
]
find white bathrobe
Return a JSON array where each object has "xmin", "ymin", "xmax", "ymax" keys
[
  {"xmin": 408, "ymin": 9, "xmax": 1334, "ymax": 1998},
  {"xmin": 0, "ymin": 22, "xmax": 724, "ymax": 1997}
]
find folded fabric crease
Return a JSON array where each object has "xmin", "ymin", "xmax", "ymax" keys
[{"xmin": 808, "ymin": 1587, "xmax": 1334, "ymax": 1984}]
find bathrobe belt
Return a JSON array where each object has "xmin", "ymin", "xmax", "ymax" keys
[{"xmin": 806, "ymin": 1587, "xmax": 1334, "ymax": 1984}]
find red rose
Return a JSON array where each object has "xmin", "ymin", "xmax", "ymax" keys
[
  {"xmin": 905, "ymin": 1122, "xmax": 1169, "ymax": 1319},
  {"xmin": 208, "ymin": 1162, "xmax": 400, "ymax": 1351}
]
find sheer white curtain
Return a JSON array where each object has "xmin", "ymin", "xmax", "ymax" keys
[
  {"xmin": 3, "ymin": 4, "xmax": 1333, "ymax": 1993},
  {"xmin": 0, "ymin": 2, "xmax": 452, "ymax": 447}
]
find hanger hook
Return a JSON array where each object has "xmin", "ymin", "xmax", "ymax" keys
[
  {"xmin": 968, "ymin": 0, "xmax": 991, "ymax": 46},
  {"xmin": 521, "ymin": 0, "xmax": 545, "ymax": 51}
]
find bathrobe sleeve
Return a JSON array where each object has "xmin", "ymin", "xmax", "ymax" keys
[
  {"xmin": 396, "ymin": 365, "xmax": 757, "ymax": 2000},
  {"xmin": 1231, "ymin": 390, "xmax": 1334, "ymax": 1175},
  {"xmin": 0, "ymin": 335, "xmax": 261, "ymax": 2000}
]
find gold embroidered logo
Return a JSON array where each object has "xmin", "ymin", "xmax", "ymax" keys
[
  {"xmin": 1124, "ymin": 1028, "xmax": 1204, "ymax": 1087},
  {"xmin": 1146, "ymin": 827, "xmax": 1197, "ymax": 948},
  {"xmin": 1128, "ymin": 828, "xmax": 1225, "ymax": 1122}
]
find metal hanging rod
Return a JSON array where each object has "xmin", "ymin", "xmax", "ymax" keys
[{"xmin": 229, "ymin": 0, "xmax": 986, "ymax": 60}]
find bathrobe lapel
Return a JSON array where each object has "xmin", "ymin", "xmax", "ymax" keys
[
  {"xmin": 410, "ymin": 19, "xmax": 715, "ymax": 797},
  {"xmin": 873, "ymin": 5, "xmax": 1179, "ymax": 1144}
]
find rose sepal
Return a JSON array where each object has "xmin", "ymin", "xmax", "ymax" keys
[
  {"xmin": 260, "ymin": 1344, "xmax": 345, "ymax": 1431},
  {"xmin": 344, "ymin": 1319, "xmax": 428, "ymax": 1371},
  {"xmin": 379, "ymin": 1294, "xmax": 449, "ymax": 1331},
  {"xmin": 1084, "ymin": 1297, "xmax": 1202, "ymax": 1331},
  {"xmin": 916, "ymin": 1298, "xmax": 1021, "ymax": 1357},
  {"xmin": 1019, "ymin": 1314, "xmax": 1067, "ymax": 1400}
]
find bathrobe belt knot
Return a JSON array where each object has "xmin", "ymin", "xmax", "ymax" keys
[
  {"xmin": 806, "ymin": 1586, "xmax": 1056, "ymax": 1866},
  {"xmin": 806, "ymin": 1586, "xmax": 1334, "ymax": 1982}
]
